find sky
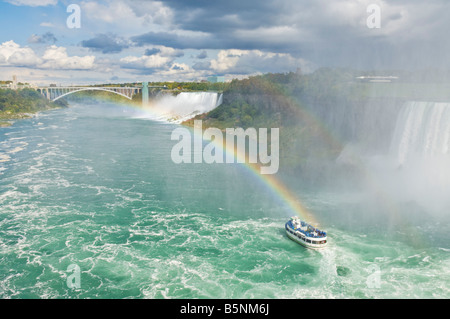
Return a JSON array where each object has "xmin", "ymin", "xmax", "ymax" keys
[{"xmin": 0, "ymin": 0, "xmax": 449, "ymax": 85}]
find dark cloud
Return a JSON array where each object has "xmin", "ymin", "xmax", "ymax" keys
[
  {"xmin": 28, "ymin": 32, "xmax": 57, "ymax": 44},
  {"xmin": 165, "ymin": 48, "xmax": 185, "ymax": 58},
  {"xmin": 171, "ymin": 64, "xmax": 184, "ymax": 70},
  {"xmin": 130, "ymin": 29, "xmax": 297, "ymax": 53},
  {"xmin": 81, "ymin": 34, "xmax": 130, "ymax": 54},
  {"xmin": 144, "ymin": 47, "xmax": 184, "ymax": 58},
  {"xmin": 162, "ymin": 0, "xmax": 281, "ymax": 32},
  {"xmin": 127, "ymin": 1, "xmax": 344, "ymax": 57},
  {"xmin": 129, "ymin": 0, "xmax": 450, "ymax": 70},
  {"xmin": 67, "ymin": 0, "xmax": 450, "ymax": 74},
  {"xmin": 131, "ymin": 31, "xmax": 217, "ymax": 49},
  {"xmin": 144, "ymin": 48, "xmax": 161, "ymax": 56},
  {"xmin": 196, "ymin": 50, "xmax": 208, "ymax": 59},
  {"xmin": 192, "ymin": 61, "xmax": 210, "ymax": 70}
]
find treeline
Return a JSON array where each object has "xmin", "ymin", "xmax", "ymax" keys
[
  {"xmin": 0, "ymin": 88, "xmax": 67, "ymax": 117},
  {"xmin": 190, "ymin": 68, "xmax": 367, "ymax": 129},
  {"xmin": 91, "ymin": 81, "xmax": 227, "ymax": 92},
  {"xmin": 188, "ymin": 67, "xmax": 437, "ymax": 133},
  {"xmin": 184, "ymin": 68, "xmax": 409, "ymax": 179},
  {"xmin": 148, "ymin": 81, "xmax": 227, "ymax": 92}
]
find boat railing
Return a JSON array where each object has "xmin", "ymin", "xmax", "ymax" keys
[{"xmin": 286, "ymin": 221, "xmax": 327, "ymax": 239}]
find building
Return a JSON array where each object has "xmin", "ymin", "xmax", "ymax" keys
[
  {"xmin": 355, "ymin": 75, "xmax": 399, "ymax": 83},
  {"xmin": 11, "ymin": 75, "xmax": 17, "ymax": 90},
  {"xmin": 207, "ymin": 76, "xmax": 225, "ymax": 83}
]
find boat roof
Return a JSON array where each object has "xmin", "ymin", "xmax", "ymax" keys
[{"xmin": 287, "ymin": 217, "xmax": 327, "ymax": 238}]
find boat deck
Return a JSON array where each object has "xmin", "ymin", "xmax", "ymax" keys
[{"xmin": 286, "ymin": 220, "xmax": 327, "ymax": 239}]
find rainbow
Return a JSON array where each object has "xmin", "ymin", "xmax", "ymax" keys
[
  {"xmin": 68, "ymin": 86, "xmax": 435, "ymax": 243},
  {"xmin": 109, "ymin": 94, "xmax": 326, "ymax": 225},
  {"xmin": 187, "ymin": 121, "xmax": 320, "ymax": 225},
  {"xmin": 221, "ymin": 135, "xmax": 318, "ymax": 224},
  {"xmin": 110, "ymin": 86, "xmax": 432, "ymax": 248},
  {"xmin": 250, "ymin": 163, "xmax": 319, "ymax": 224}
]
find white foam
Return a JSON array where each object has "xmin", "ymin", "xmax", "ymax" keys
[
  {"xmin": 137, "ymin": 92, "xmax": 222, "ymax": 124},
  {"xmin": 0, "ymin": 153, "xmax": 11, "ymax": 163},
  {"xmin": 8, "ymin": 147, "xmax": 24, "ymax": 154}
]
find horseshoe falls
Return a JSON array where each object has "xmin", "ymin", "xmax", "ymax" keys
[
  {"xmin": 382, "ymin": 101, "xmax": 450, "ymax": 213},
  {"xmin": 390, "ymin": 101, "xmax": 450, "ymax": 165}
]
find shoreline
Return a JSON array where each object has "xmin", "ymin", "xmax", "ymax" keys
[
  {"xmin": 0, "ymin": 87, "xmax": 67, "ymax": 128},
  {"xmin": 0, "ymin": 113, "xmax": 33, "ymax": 127},
  {"xmin": 0, "ymin": 107, "xmax": 62, "ymax": 128}
]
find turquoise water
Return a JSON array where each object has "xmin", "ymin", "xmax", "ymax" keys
[{"xmin": 1, "ymin": 102, "xmax": 449, "ymax": 298}]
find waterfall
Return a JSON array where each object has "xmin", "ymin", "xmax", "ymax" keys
[
  {"xmin": 378, "ymin": 101, "xmax": 450, "ymax": 211},
  {"xmin": 216, "ymin": 93, "xmax": 223, "ymax": 107},
  {"xmin": 390, "ymin": 101, "xmax": 450, "ymax": 165},
  {"xmin": 332, "ymin": 100, "xmax": 450, "ymax": 212},
  {"xmin": 145, "ymin": 92, "xmax": 222, "ymax": 123}
]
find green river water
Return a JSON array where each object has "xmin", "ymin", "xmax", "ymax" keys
[{"xmin": 1, "ymin": 102, "xmax": 449, "ymax": 298}]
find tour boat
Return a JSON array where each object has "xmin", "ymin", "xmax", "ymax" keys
[{"xmin": 285, "ymin": 216, "xmax": 327, "ymax": 249}]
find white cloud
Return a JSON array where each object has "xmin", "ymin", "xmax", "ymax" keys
[
  {"xmin": 81, "ymin": 0, "xmax": 174, "ymax": 34},
  {"xmin": 210, "ymin": 49, "xmax": 251, "ymax": 72},
  {"xmin": 118, "ymin": 49, "xmax": 207, "ymax": 81},
  {"xmin": 119, "ymin": 46, "xmax": 185, "ymax": 70},
  {"xmin": 8, "ymin": 49, "xmax": 43, "ymax": 66},
  {"xmin": 0, "ymin": 40, "xmax": 42, "ymax": 66},
  {"xmin": 40, "ymin": 22, "xmax": 55, "ymax": 27},
  {"xmin": 126, "ymin": 0, "xmax": 174, "ymax": 26},
  {"xmin": 156, "ymin": 46, "xmax": 184, "ymax": 58},
  {"xmin": 156, "ymin": 63, "xmax": 207, "ymax": 82},
  {"xmin": 119, "ymin": 47, "xmax": 311, "ymax": 81},
  {"xmin": 210, "ymin": 49, "xmax": 313, "ymax": 75},
  {"xmin": 5, "ymin": 0, "xmax": 57, "ymax": 6},
  {"xmin": 82, "ymin": 1, "xmax": 135, "ymax": 24},
  {"xmin": 0, "ymin": 41, "xmax": 95, "ymax": 70},
  {"xmin": 120, "ymin": 54, "xmax": 171, "ymax": 70},
  {"xmin": 40, "ymin": 46, "xmax": 96, "ymax": 70},
  {"xmin": 234, "ymin": 26, "xmax": 312, "ymax": 45}
]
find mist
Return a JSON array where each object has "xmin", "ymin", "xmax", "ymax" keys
[{"xmin": 142, "ymin": 92, "xmax": 223, "ymax": 123}]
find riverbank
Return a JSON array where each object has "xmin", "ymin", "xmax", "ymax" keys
[
  {"xmin": 0, "ymin": 108, "xmax": 64, "ymax": 127},
  {"xmin": 0, "ymin": 88, "xmax": 67, "ymax": 127},
  {"xmin": 0, "ymin": 111, "xmax": 37, "ymax": 127},
  {"xmin": 180, "ymin": 69, "xmax": 410, "ymax": 184}
]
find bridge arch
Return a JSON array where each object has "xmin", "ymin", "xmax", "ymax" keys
[{"xmin": 51, "ymin": 87, "xmax": 134, "ymax": 102}]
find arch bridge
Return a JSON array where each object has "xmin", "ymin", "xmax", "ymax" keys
[{"xmin": 36, "ymin": 85, "xmax": 166, "ymax": 102}]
